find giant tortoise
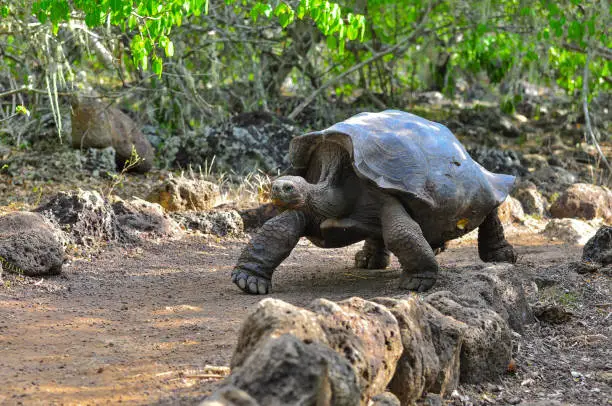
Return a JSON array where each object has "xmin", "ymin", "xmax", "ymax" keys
[{"xmin": 231, "ymin": 110, "xmax": 517, "ymax": 294}]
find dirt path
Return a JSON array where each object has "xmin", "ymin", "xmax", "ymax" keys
[{"xmin": 0, "ymin": 230, "xmax": 610, "ymax": 405}]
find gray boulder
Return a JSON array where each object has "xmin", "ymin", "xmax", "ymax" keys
[
  {"xmin": 542, "ymin": 218, "xmax": 599, "ymax": 245},
  {"xmin": 425, "ymin": 292, "xmax": 512, "ymax": 384},
  {"xmin": 526, "ymin": 166, "xmax": 577, "ymax": 197},
  {"xmin": 372, "ymin": 296, "xmax": 463, "ymax": 404},
  {"xmin": 309, "ymin": 297, "xmax": 403, "ymax": 403},
  {"xmin": 582, "ymin": 225, "xmax": 612, "ymax": 265},
  {"xmin": 466, "ymin": 146, "xmax": 527, "ymax": 177},
  {"xmin": 35, "ymin": 189, "xmax": 117, "ymax": 247},
  {"xmin": 550, "ymin": 183, "xmax": 612, "ymax": 223},
  {"xmin": 0, "ymin": 212, "xmax": 64, "ymax": 276},
  {"xmin": 231, "ymin": 297, "xmax": 402, "ymax": 404},
  {"xmin": 221, "ymin": 334, "xmax": 360, "ymax": 406},
  {"xmin": 112, "ymin": 197, "xmax": 181, "ymax": 241},
  {"xmin": 512, "ymin": 181, "xmax": 546, "ymax": 217},
  {"xmin": 36, "ymin": 189, "xmax": 181, "ymax": 248},
  {"xmin": 172, "ymin": 210, "xmax": 243, "ymax": 236},
  {"xmin": 70, "ymin": 97, "xmax": 154, "ymax": 173},
  {"xmin": 173, "ymin": 112, "xmax": 298, "ymax": 174},
  {"xmin": 78, "ymin": 146, "xmax": 116, "ymax": 176},
  {"xmin": 231, "ymin": 299, "xmax": 329, "ymax": 369},
  {"xmin": 440, "ymin": 264, "xmax": 534, "ymax": 333},
  {"xmin": 146, "ymin": 177, "xmax": 220, "ymax": 212}
]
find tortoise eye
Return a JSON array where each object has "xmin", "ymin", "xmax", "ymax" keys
[{"xmin": 283, "ymin": 185, "xmax": 294, "ymax": 193}]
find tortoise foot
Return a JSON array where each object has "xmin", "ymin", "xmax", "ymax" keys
[
  {"xmin": 231, "ymin": 268, "xmax": 272, "ymax": 294},
  {"xmin": 480, "ymin": 243, "xmax": 517, "ymax": 264},
  {"xmin": 398, "ymin": 272, "xmax": 437, "ymax": 292},
  {"xmin": 355, "ymin": 249, "xmax": 390, "ymax": 269}
]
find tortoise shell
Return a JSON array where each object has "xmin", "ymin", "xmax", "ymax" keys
[{"xmin": 289, "ymin": 110, "xmax": 515, "ymax": 241}]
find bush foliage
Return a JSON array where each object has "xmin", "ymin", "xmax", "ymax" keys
[{"xmin": 0, "ymin": 0, "xmax": 610, "ymax": 140}]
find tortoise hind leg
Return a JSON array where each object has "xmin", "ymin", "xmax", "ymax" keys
[
  {"xmin": 381, "ymin": 197, "xmax": 439, "ymax": 292},
  {"xmin": 355, "ymin": 238, "xmax": 390, "ymax": 269},
  {"xmin": 478, "ymin": 208, "xmax": 517, "ymax": 263}
]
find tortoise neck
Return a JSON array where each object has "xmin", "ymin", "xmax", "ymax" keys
[{"xmin": 307, "ymin": 180, "xmax": 348, "ymax": 218}]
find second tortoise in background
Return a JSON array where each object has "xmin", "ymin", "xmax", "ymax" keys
[{"xmin": 231, "ymin": 109, "xmax": 517, "ymax": 294}]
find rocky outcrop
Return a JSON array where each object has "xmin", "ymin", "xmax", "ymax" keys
[
  {"xmin": 0, "ymin": 212, "xmax": 64, "ymax": 276},
  {"xmin": 425, "ymin": 292, "xmax": 512, "ymax": 384},
  {"xmin": 209, "ymin": 335, "xmax": 360, "ymax": 406},
  {"xmin": 436, "ymin": 264, "xmax": 534, "ymax": 333},
  {"xmin": 171, "ymin": 112, "xmax": 298, "ymax": 174},
  {"xmin": 458, "ymin": 107, "xmax": 520, "ymax": 138},
  {"xmin": 35, "ymin": 189, "xmax": 180, "ymax": 248},
  {"xmin": 78, "ymin": 146, "xmax": 117, "ymax": 176},
  {"xmin": 526, "ymin": 166, "xmax": 577, "ymax": 198},
  {"xmin": 71, "ymin": 98, "xmax": 155, "ymax": 173},
  {"xmin": 35, "ymin": 189, "xmax": 118, "ymax": 247},
  {"xmin": 550, "ymin": 183, "xmax": 612, "ymax": 223},
  {"xmin": 146, "ymin": 177, "xmax": 220, "ymax": 212},
  {"xmin": 309, "ymin": 298, "xmax": 403, "ymax": 402},
  {"xmin": 541, "ymin": 218, "xmax": 600, "ymax": 245},
  {"xmin": 230, "ymin": 297, "xmax": 402, "ymax": 405},
  {"xmin": 112, "ymin": 197, "xmax": 180, "ymax": 241},
  {"xmin": 206, "ymin": 267, "xmax": 531, "ymax": 405},
  {"xmin": 582, "ymin": 226, "xmax": 612, "ymax": 265},
  {"xmin": 372, "ymin": 296, "xmax": 463, "ymax": 404},
  {"xmin": 498, "ymin": 196, "xmax": 525, "ymax": 225},
  {"xmin": 512, "ymin": 181, "xmax": 546, "ymax": 217},
  {"xmin": 172, "ymin": 210, "xmax": 243, "ymax": 236},
  {"xmin": 467, "ymin": 146, "xmax": 527, "ymax": 177}
]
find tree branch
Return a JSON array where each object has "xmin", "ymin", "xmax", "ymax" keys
[
  {"xmin": 582, "ymin": 49, "xmax": 612, "ymax": 174},
  {"xmin": 288, "ymin": 1, "xmax": 439, "ymax": 120},
  {"xmin": 564, "ymin": 42, "xmax": 612, "ymax": 61}
]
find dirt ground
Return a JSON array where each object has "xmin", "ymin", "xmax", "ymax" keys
[{"xmin": 0, "ymin": 226, "xmax": 610, "ymax": 406}]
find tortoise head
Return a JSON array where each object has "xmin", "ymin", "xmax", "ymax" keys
[{"xmin": 270, "ymin": 176, "xmax": 309, "ymax": 209}]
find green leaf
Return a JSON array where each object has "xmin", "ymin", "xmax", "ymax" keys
[
  {"xmin": 326, "ymin": 35, "xmax": 337, "ymax": 50},
  {"xmin": 152, "ymin": 55, "xmax": 162, "ymax": 77},
  {"xmin": 568, "ymin": 21, "xmax": 584, "ymax": 42},
  {"xmin": 164, "ymin": 40, "xmax": 174, "ymax": 57},
  {"xmin": 110, "ymin": 0, "xmax": 123, "ymax": 12},
  {"xmin": 297, "ymin": 0, "xmax": 309, "ymax": 19}
]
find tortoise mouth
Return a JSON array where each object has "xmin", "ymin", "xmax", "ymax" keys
[{"xmin": 271, "ymin": 197, "xmax": 305, "ymax": 209}]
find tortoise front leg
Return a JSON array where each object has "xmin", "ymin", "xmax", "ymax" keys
[
  {"xmin": 381, "ymin": 197, "xmax": 439, "ymax": 292},
  {"xmin": 478, "ymin": 208, "xmax": 517, "ymax": 263},
  {"xmin": 232, "ymin": 210, "xmax": 307, "ymax": 294},
  {"xmin": 355, "ymin": 238, "xmax": 390, "ymax": 269}
]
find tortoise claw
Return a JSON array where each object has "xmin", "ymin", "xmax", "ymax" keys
[
  {"xmin": 231, "ymin": 268, "xmax": 271, "ymax": 295},
  {"xmin": 398, "ymin": 272, "xmax": 437, "ymax": 292}
]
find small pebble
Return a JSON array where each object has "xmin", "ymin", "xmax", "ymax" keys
[
  {"xmin": 521, "ymin": 378, "xmax": 535, "ymax": 386},
  {"xmin": 571, "ymin": 371, "xmax": 583, "ymax": 378}
]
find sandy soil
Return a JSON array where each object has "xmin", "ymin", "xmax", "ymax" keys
[{"xmin": 0, "ymin": 228, "xmax": 610, "ymax": 405}]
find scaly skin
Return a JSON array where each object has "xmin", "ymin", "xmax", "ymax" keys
[
  {"xmin": 477, "ymin": 207, "xmax": 518, "ymax": 263},
  {"xmin": 381, "ymin": 197, "xmax": 439, "ymax": 292},
  {"xmin": 355, "ymin": 238, "xmax": 390, "ymax": 269},
  {"xmin": 231, "ymin": 210, "xmax": 307, "ymax": 294}
]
